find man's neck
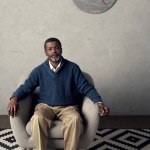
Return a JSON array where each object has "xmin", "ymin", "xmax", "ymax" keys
[{"xmin": 49, "ymin": 59, "xmax": 61, "ymax": 69}]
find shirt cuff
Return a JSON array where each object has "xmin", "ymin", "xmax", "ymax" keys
[{"xmin": 95, "ymin": 102, "xmax": 103, "ymax": 104}]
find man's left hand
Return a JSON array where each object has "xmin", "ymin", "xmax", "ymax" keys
[{"xmin": 97, "ymin": 103, "xmax": 110, "ymax": 116}]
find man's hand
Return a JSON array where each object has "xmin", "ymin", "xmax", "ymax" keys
[
  {"xmin": 8, "ymin": 97, "xmax": 19, "ymax": 118},
  {"xmin": 97, "ymin": 103, "xmax": 110, "ymax": 116}
]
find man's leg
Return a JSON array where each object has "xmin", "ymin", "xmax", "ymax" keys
[
  {"xmin": 57, "ymin": 106, "xmax": 84, "ymax": 150},
  {"xmin": 31, "ymin": 103, "xmax": 55, "ymax": 150}
]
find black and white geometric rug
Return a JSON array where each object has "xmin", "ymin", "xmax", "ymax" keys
[
  {"xmin": 0, "ymin": 129, "xmax": 20, "ymax": 150},
  {"xmin": 0, "ymin": 128, "xmax": 150, "ymax": 150},
  {"xmin": 87, "ymin": 129, "xmax": 150, "ymax": 150}
]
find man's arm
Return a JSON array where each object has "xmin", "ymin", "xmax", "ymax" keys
[
  {"xmin": 10, "ymin": 68, "xmax": 39, "ymax": 100},
  {"xmin": 8, "ymin": 68, "xmax": 39, "ymax": 117},
  {"xmin": 73, "ymin": 65, "xmax": 110, "ymax": 116}
]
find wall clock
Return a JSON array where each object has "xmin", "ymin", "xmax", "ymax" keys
[{"xmin": 73, "ymin": 0, "xmax": 117, "ymax": 14}]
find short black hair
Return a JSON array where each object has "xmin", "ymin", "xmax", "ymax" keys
[{"xmin": 44, "ymin": 37, "xmax": 62, "ymax": 50}]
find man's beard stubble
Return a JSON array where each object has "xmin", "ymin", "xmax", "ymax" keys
[{"xmin": 50, "ymin": 55, "xmax": 61, "ymax": 62}]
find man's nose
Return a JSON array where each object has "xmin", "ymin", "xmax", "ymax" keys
[{"xmin": 52, "ymin": 48, "xmax": 57, "ymax": 53}]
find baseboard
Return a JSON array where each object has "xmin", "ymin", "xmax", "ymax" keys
[
  {"xmin": 99, "ymin": 115, "xmax": 150, "ymax": 129},
  {"xmin": 0, "ymin": 115, "xmax": 11, "ymax": 128}
]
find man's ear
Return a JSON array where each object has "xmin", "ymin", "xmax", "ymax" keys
[{"xmin": 44, "ymin": 50, "xmax": 48, "ymax": 56}]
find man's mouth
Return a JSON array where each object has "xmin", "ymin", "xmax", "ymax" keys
[{"xmin": 50, "ymin": 55, "xmax": 61, "ymax": 62}]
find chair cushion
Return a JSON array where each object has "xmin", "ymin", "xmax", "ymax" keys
[{"xmin": 26, "ymin": 120, "xmax": 63, "ymax": 138}]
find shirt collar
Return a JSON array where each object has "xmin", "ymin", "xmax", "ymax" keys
[{"xmin": 49, "ymin": 59, "xmax": 62, "ymax": 72}]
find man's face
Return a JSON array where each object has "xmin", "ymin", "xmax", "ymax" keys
[{"xmin": 45, "ymin": 41, "xmax": 62, "ymax": 62}]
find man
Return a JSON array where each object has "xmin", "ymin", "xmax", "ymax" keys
[{"xmin": 8, "ymin": 37, "xmax": 110, "ymax": 150}]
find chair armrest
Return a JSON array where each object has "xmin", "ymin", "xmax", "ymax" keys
[
  {"xmin": 10, "ymin": 71, "xmax": 39, "ymax": 148},
  {"xmin": 9, "ymin": 95, "xmax": 34, "ymax": 148},
  {"xmin": 78, "ymin": 97, "xmax": 100, "ymax": 149}
]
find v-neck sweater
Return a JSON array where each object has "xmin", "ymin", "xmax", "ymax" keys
[{"xmin": 11, "ymin": 57, "xmax": 102, "ymax": 106}]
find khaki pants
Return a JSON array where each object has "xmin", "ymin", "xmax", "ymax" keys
[{"xmin": 30, "ymin": 103, "xmax": 84, "ymax": 150}]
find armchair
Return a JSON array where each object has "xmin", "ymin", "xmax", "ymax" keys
[{"xmin": 10, "ymin": 71, "xmax": 100, "ymax": 150}]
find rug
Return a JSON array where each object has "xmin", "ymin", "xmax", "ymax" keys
[{"xmin": 0, "ymin": 128, "xmax": 150, "ymax": 150}]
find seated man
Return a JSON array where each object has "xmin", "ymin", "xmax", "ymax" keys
[{"xmin": 8, "ymin": 37, "xmax": 110, "ymax": 150}]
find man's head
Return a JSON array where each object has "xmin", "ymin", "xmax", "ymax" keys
[{"xmin": 44, "ymin": 37, "xmax": 62, "ymax": 62}]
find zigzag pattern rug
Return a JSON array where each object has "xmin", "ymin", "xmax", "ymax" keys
[{"xmin": 0, "ymin": 128, "xmax": 150, "ymax": 150}]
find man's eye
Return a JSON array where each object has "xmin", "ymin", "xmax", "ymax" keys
[{"xmin": 55, "ymin": 46, "xmax": 59, "ymax": 49}]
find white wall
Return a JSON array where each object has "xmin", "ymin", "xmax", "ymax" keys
[{"xmin": 0, "ymin": 0, "xmax": 150, "ymax": 115}]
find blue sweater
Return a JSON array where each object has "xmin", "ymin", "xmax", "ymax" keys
[{"xmin": 11, "ymin": 57, "xmax": 102, "ymax": 106}]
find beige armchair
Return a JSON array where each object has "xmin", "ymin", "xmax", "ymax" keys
[{"xmin": 10, "ymin": 71, "xmax": 100, "ymax": 150}]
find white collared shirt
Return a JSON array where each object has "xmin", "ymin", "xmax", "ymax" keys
[{"xmin": 49, "ymin": 60, "xmax": 62, "ymax": 72}]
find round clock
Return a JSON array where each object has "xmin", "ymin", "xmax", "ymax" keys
[{"xmin": 73, "ymin": 0, "xmax": 117, "ymax": 14}]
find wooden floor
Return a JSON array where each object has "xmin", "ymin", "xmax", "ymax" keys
[
  {"xmin": 0, "ymin": 115, "xmax": 11, "ymax": 128},
  {"xmin": 1, "ymin": 115, "xmax": 150, "ymax": 129}
]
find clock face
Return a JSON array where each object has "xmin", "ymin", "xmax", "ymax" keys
[{"xmin": 73, "ymin": 0, "xmax": 117, "ymax": 14}]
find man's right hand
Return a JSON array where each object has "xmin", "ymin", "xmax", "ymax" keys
[{"xmin": 8, "ymin": 97, "xmax": 19, "ymax": 118}]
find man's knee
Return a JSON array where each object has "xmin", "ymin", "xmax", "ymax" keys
[
  {"xmin": 30, "ymin": 114, "xmax": 52, "ymax": 134},
  {"xmin": 33, "ymin": 103, "xmax": 55, "ymax": 120},
  {"xmin": 72, "ymin": 113, "xmax": 84, "ymax": 132},
  {"xmin": 31, "ymin": 114, "xmax": 45, "ymax": 125},
  {"xmin": 71, "ymin": 113, "xmax": 82, "ymax": 122},
  {"xmin": 63, "ymin": 113, "xmax": 84, "ymax": 135},
  {"xmin": 67, "ymin": 112, "xmax": 83, "ymax": 131}
]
